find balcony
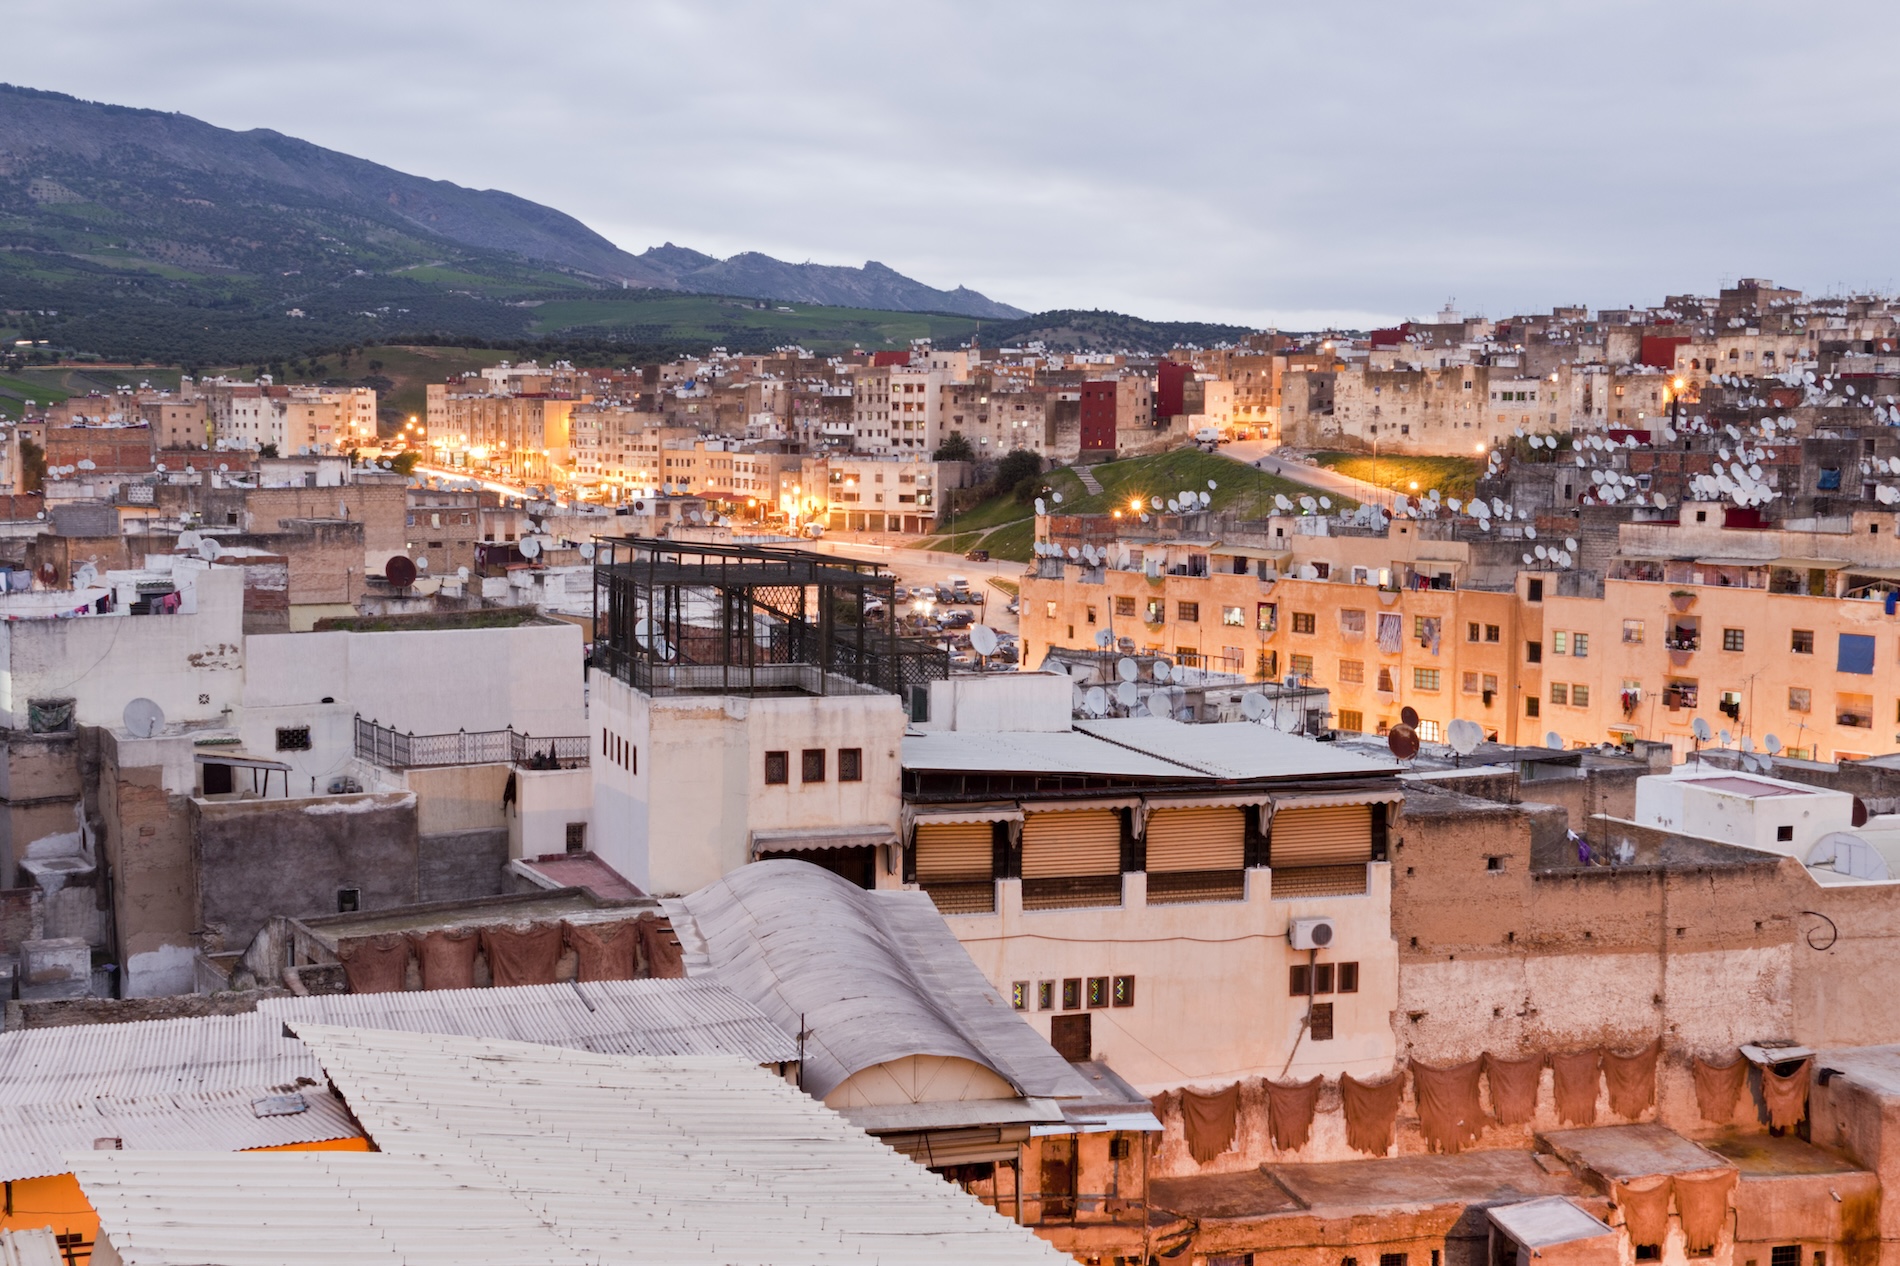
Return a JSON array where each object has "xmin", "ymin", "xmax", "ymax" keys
[{"xmin": 354, "ymin": 717, "xmax": 589, "ymax": 770}]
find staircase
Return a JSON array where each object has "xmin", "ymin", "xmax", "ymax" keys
[{"xmin": 1072, "ymin": 466, "xmax": 1104, "ymax": 495}]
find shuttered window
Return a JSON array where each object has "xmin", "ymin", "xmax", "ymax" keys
[
  {"xmin": 1022, "ymin": 811, "xmax": 1122, "ymax": 877},
  {"xmin": 914, "ymin": 821, "xmax": 993, "ymax": 881},
  {"xmin": 1145, "ymin": 808, "xmax": 1246, "ymax": 872},
  {"xmin": 1270, "ymin": 804, "xmax": 1373, "ymax": 867}
]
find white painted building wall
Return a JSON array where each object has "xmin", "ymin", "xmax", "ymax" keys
[
  {"xmin": 944, "ymin": 866, "xmax": 1398, "ymax": 1094},
  {"xmin": 588, "ymin": 669, "xmax": 905, "ymax": 895},
  {"xmin": 0, "ymin": 566, "xmax": 245, "ymax": 731},
  {"xmin": 1633, "ymin": 768, "xmax": 1852, "ymax": 856}
]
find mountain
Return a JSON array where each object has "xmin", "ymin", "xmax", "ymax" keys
[
  {"xmin": 0, "ymin": 82, "xmax": 1022, "ymax": 362},
  {"xmin": 975, "ymin": 308, "xmax": 1254, "ymax": 352}
]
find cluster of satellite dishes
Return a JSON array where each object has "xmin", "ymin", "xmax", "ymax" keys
[
  {"xmin": 1519, "ymin": 535, "xmax": 1581, "ymax": 570},
  {"xmin": 1271, "ymin": 491, "xmax": 1333, "ymax": 516},
  {"xmin": 1680, "ymin": 716, "xmax": 1788, "ymax": 773}
]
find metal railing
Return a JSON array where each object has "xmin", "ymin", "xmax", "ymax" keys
[{"xmin": 354, "ymin": 716, "xmax": 590, "ymax": 770}]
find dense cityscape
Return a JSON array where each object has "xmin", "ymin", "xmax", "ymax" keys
[{"xmin": 7, "ymin": 9, "xmax": 1900, "ymax": 1265}]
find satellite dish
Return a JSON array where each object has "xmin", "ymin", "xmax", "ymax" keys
[
  {"xmin": 1319, "ymin": 496, "xmax": 1331, "ymax": 509},
  {"xmin": 415, "ymin": 555, "xmax": 429, "ymax": 572},
  {"xmin": 1067, "ymin": 546, "xmax": 1080, "ymax": 560},
  {"xmin": 1387, "ymin": 724, "xmax": 1420, "ymax": 760},
  {"xmin": 1764, "ymin": 734, "xmax": 1783, "ymax": 754},
  {"xmin": 1718, "ymin": 728, "xmax": 1732, "ymax": 746},
  {"xmin": 1692, "ymin": 717, "xmax": 1713, "ymax": 742},
  {"xmin": 457, "ymin": 566, "xmax": 470, "ymax": 581},
  {"xmin": 1167, "ymin": 499, "xmax": 1180, "ymax": 513},
  {"xmin": 1152, "ymin": 660, "xmax": 1173, "ymax": 683},
  {"xmin": 384, "ymin": 555, "xmax": 418, "ymax": 587},
  {"xmin": 122, "ymin": 697, "xmax": 165, "ymax": 739},
  {"xmin": 1146, "ymin": 693, "xmax": 1173, "ymax": 719},
  {"xmin": 1115, "ymin": 681, "xmax": 1137, "ymax": 708},
  {"xmin": 1400, "ymin": 705, "xmax": 1420, "ymax": 729},
  {"xmin": 1525, "ymin": 526, "xmax": 1537, "ymax": 540},
  {"xmin": 1741, "ymin": 736, "xmax": 1756, "ymax": 753},
  {"xmin": 518, "ymin": 537, "xmax": 542, "ymax": 559},
  {"xmin": 1565, "ymin": 538, "xmax": 1578, "ymax": 552},
  {"xmin": 1545, "ymin": 731, "xmax": 1564, "ymax": 750},
  {"xmin": 1448, "ymin": 718, "xmax": 1483, "ymax": 756},
  {"xmin": 1117, "ymin": 657, "xmax": 1138, "ymax": 683},
  {"xmin": 1084, "ymin": 685, "xmax": 1107, "ymax": 714},
  {"xmin": 1093, "ymin": 627, "xmax": 1114, "ymax": 649},
  {"xmin": 579, "ymin": 542, "xmax": 596, "ymax": 560},
  {"xmin": 73, "ymin": 563, "xmax": 98, "ymax": 589},
  {"xmin": 198, "ymin": 537, "xmax": 223, "ymax": 561},
  {"xmin": 1152, "ymin": 497, "xmax": 1164, "ymax": 510},
  {"xmin": 970, "ymin": 625, "xmax": 999, "ymax": 657},
  {"xmin": 1207, "ymin": 480, "xmax": 1218, "ymax": 490},
  {"xmin": 1051, "ymin": 492, "xmax": 1064, "ymax": 504},
  {"xmin": 1242, "ymin": 694, "xmax": 1267, "ymax": 721},
  {"xmin": 1034, "ymin": 498, "xmax": 1047, "ymax": 515}
]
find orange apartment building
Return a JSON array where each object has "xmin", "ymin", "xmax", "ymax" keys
[{"xmin": 1020, "ymin": 508, "xmax": 1900, "ymax": 761}]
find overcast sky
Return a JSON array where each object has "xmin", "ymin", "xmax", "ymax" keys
[{"xmin": 5, "ymin": 0, "xmax": 1897, "ymax": 328}]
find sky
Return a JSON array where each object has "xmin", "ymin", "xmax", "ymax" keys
[{"xmin": 5, "ymin": 0, "xmax": 1898, "ymax": 329}]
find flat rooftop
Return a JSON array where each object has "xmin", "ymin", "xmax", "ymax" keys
[
  {"xmin": 1541, "ymin": 1123, "xmax": 1731, "ymax": 1180},
  {"xmin": 1150, "ymin": 1149, "xmax": 1583, "ymax": 1222},
  {"xmin": 1701, "ymin": 1129, "xmax": 1869, "ymax": 1178}
]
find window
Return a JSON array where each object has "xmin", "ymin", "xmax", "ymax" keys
[
  {"xmin": 1376, "ymin": 667, "xmax": 1395, "ymax": 692},
  {"xmin": 1380, "ymin": 1253, "xmax": 1406, "ymax": 1266},
  {"xmin": 1115, "ymin": 596, "xmax": 1136, "ymax": 617},
  {"xmin": 1624, "ymin": 619, "xmax": 1645, "ymax": 644},
  {"xmin": 1338, "ymin": 962, "xmax": 1358, "ymax": 993},
  {"xmin": 275, "ymin": 726, "xmax": 312, "ymax": 752},
  {"xmin": 1770, "ymin": 1248, "xmax": 1801, "ymax": 1266},
  {"xmin": 838, "ymin": 748, "xmax": 862, "ymax": 782},
  {"xmin": 336, "ymin": 887, "xmax": 360, "ymax": 913},
  {"xmin": 1257, "ymin": 602, "xmax": 1278, "ymax": 632},
  {"xmin": 1337, "ymin": 709, "xmax": 1364, "ymax": 732},
  {"xmin": 565, "ymin": 822, "xmax": 587, "ymax": 854},
  {"xmin": 1177, "ymin": 602, "xmax": 1200, "ymax": 622},
  {"xmin": 1527, "ymin": 640, "xmax": 1543, "ymax": 664},
  {"xmin": 1483, "ymin": 673, "xmax": 1498, "ymax": 694},
  {"xmin": 1012, "ymin": 982, "xmax": 1030, "ymax": 1010},
  {"xmin": 1791, "ymin": 629, "xmax": 1814, "ymax": 654},
  {"xmin": 1550, "ymin": 682, "xmax": 1568, "ymax": 705},
  {"xmin": 1310, "ymin": 1001, "xmax": 1334, "ymax": 1041},
  {"xmin": 1462, "ymin": 672, "xmax": 1480, "ymax": 693},
  {"xmin": 1292, "ymin": 612, "xmax": 1316, "ymax": 634},
  {"xmin": 1723, "ymin": 627, "xmax": 1746, "ymax": 652},
  {"xmin": 1339, "ymin": 659, "xmax": 1364, "ymax": 684},
  {"xmin": 1146, "ymin": 599, "xmax": 1164, "ymax": 623},
  {"xmin": 1062, "ymin": 978, "xmax": 1083, "ymax": 1010},
  {"xmin": 1571, "ymin": 684, "xmax": 1590, "ymax": 707},
  {"xmin": 1086, "ymin": 606, "xmax": 1097, "ymax": 625},
  {"xmin": 1037, "ymin": 980, "xmax": 1055, "ymax": 1010},
  {"xmin": 1290, "ymin": 963, "xmax": 1336, "ymax": 994},
  {"xmin": 1340, "ymin": 609, "xmax": 1366, "ymax": 634},
  {"xmin": 1414, "ymin": 668, "xmax": 1441, "ymax": 691},
  {"xmin": 1419, "ymin": 719, "xmax": 1442, "ymax": 741},
  {"xmin": 1467, "ymin": 622, "xmax": 1481, "ymax": 642},
  {"xmin": 1291, "ymin": 654, "xmax": 1314, "ymax": 678},
  {"xmin": 1776, "ymin": 825, "xmax": 1795, "ymax": 843},
  {"xmin": 1840, "ymin": 633, "xmax": 1876, "ymax": 675},
  {"xmin": 1572, "ymin": 633, "xmax": 1589, "ymax": 657},
  {"xmin": 1485, "ymin": 624, "xmax": 1501, "ymax": 642},
  {"xmin": 1222, "ymin": 605, "xmax": 1244, "ymax": 626},
  {"xmin": 1525, "ymin": 697, "xmax": 1541, "ymax": 718},
  {"xmin": 801, "ymin": 750, "xmax": 826, "ymax": 783},
  {"xmin": 1112, "ymin": 975, "xmax": 1136, "ymax": 1006},
  {"xmin": 1552, "ymin": 631, "xmax": 1568, "ymax": 655},
  {"xmin": 1087, "ymin": 977, "xmax": 1110, "ymax": 1008},
  {"xmin": 764, "ymin": 751, "xmax": 789, "ymax": 785},
  {"xmin": 1045, "ymin": 601, "xmax": 1057, "ymax": 619},
  {"xmin": 1527, "ymin": 578, "xmax": 1544, "ymax": 602}
]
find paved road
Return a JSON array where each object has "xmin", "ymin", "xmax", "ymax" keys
[
  {"xmin": 801, "ymin": 536, "xmax": 1023, "ymax": 634},
  {"xmin": 1217, "ymin": 442, "xmax": 1398, "ymax": 507}
]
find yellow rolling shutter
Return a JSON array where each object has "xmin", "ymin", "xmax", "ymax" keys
[
  {"xmin": 1145, "ymin": 807, "xmax": 1245, "ymax": 872},
  {"xmin": 1021, "ymin": 810, "xmax": 1122, "ymax": 878},
  {"xmin": 1270, "ymin": 804, "xmax": 1373, "ymax": 867},
  {"xmin": 915, "ymin": 821, "xmax": 993, "ymax": 880}
]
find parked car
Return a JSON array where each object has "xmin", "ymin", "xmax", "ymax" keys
[
  {"xmin": 964, "ymin": 548, "xmax": 990, "ymax": 562},
  {"xmin": 940, "ymin": 609, "xmax": 975, "ymax": 630},
  {"xmin": 1005, "ymin": 597, "xmax": 1020, "ymax": 615}
]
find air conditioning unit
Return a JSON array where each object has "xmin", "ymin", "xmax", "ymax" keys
[{"xmin": 1288, "ymin": 917, "xmax": 1336, "ymax": 950}]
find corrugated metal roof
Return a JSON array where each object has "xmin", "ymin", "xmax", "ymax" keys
[
  {"xmin": 665, "ymin": 860, "xmax": 1092, "ymax": 1103},
  {"xmin": 0, "ymin": 1227, "xmax": 65, "ymax": 1266},
  {"xmin": 72, "ymin": 1025, "xmax": 1072, "ymax": 1266},
  {"xmin": 1076, "ymin": 716, "xmax": 1400, "ymax": 780},
  {"xmin": 902, "ymin": 728, "xmax": 1201, "ymax": 778},
  {"xmin": 255, "ymin": 978, "xmax": 797, "ymax": 1063},
  {"xmin": 0, "ymin": 1087, "xmax": 360, "ymax": 1182},
  {"xmin": 0, "ymin": 1013, "xmax": 320, "ymax": 1105}
]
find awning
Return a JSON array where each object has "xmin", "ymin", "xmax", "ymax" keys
[
  {"xmin": 1841, "ymin": 566, "xmax": 1900, "ymax": 581},
  {"xmin": 909, "ymin": 805, "xmax": 1024, "ymax": 827},
  {"xmin": 1213, "ymin": 545, "xmax": 1292, "ymax": 563},
  {"xmin": 1693, "ymin": 557, "xmax": 1773, "ymax": 569},
  {"xmin": 751, "ymin": 825, "xmax": 898, "ymax": 858},
  {"xmin": 1021, "ymin": 797, "xmax": 1142, "ymax": 816},
  {"xmin": 1143, "ymin": 791, "xmax": 1273, "ymax": 812},
  {"xmin": 1769, "ymin": 557, "xmax": 1849, "ymax": 570},
  {"xmin": 193, "ymin": 750, "xmax": 292, "ymax": 772},
  {"xmin": 1270, "ymin": 788, "xmax": 1405, "ymax": 812}
]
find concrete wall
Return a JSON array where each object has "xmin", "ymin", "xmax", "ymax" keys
[
  {"xmin": 97, "ymin": 730, "xmax": 200, "ymax": 997},
  {"xmin": 244, "ymin": 620, "xmax": 586, "ymax": 742},
  {"xmin": 0, "ymin": 567, "xmax": 245, "ymax": 731},
  {"xmin": 591, "ymin": 669, "xmax": 905, "ymax": 895},
  {"xmin": 945, "ymin": 866, "xmax": 1399, "ymax": 1095},
  {"xmin": 190, "ymin": 791, "xmax": 419, "ymax": 950},
  {"xmin": 509, "ymin": 765, "xmax": 591, "ymax": 860}
]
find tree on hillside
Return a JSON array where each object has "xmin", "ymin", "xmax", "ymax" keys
[
  {"xmin": 933, "ymin": 431, "xmax": 974, "ymax": 462},
  {"xmin": 990, "ymin": 449, "xmax": 1041, "ymax": 497},
  {"xmin": 19, "ymin": 438, "xmax": 44, "ymax": 494}
]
